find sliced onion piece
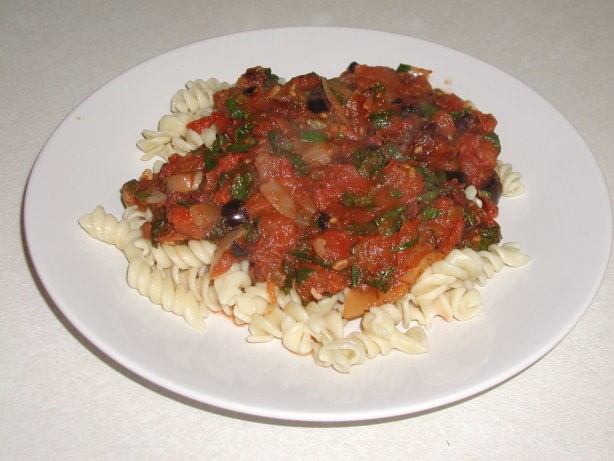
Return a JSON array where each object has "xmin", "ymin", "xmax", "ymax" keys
[
  {"xmin": 311, "ymin": 236, "xmax": 328, "ymax": 259},
  {"xmin": 259, "ymin": 180, "xmax": 296, "ymax": 219},
  {"xmin": 145, "ymin": 190, "xmax": 167, "ymax": 204},
  {"xmin": 189, "ymin": 203, "xmax": 220, "ymax": 228},
  {"xmin": 293, "ymin": 141, "xmax": 333, "ymax": 167},
  {"xmin": 209, "ymin": 226, "xmax": 246, "ymax": 278},
  {"xmin": 165, "ymin": 171, "xmax": 203, "ymax": 193}
]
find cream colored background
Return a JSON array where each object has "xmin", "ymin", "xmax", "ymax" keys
[{"xmin": 2, "ymin": 1, "xmax": 613, "ymax": 459}]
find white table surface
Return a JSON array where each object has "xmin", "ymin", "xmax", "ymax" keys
[{"xmin": 3, "ymin": 1, "xmax": 613, "ymax": 459}]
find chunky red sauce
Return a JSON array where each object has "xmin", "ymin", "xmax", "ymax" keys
[{"xmin": 122, "ymin": 64, "xmax": 503, "ymax": 319}]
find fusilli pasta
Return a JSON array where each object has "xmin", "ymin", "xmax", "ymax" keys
[
  {"xmin": 496, "ymin": 161, "xmax": 525, "ymax": 197},
  {"xmin": 79, "ymin": 205, "xmax": 529, "ymax": 371}
]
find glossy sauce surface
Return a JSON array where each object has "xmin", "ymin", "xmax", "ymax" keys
[{"xmin": 121, "ymin": 64, "xmax": 502, "ymax": 318}]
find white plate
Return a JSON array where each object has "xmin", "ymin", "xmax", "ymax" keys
[{"xmin": 24, "ymin": 27, "xmax": 612, "ymax": 422}]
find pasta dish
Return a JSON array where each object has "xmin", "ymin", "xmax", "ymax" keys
[{"xmin": 79, "ymin": 63, "xmax": 528, "ymax": 372}]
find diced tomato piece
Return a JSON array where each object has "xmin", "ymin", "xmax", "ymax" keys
[
  {"xmin": 209, "ymin": 252, "xmax": 235, "ymax": 279},
  {"xmin": 250, "ymin": 212, "xmax": 301, "ymax": 283},
  {"xmin": 186, "ymin": 111, "xmax": 229, "ymax": 134},
  {"xmin": 295, "ymin": 264, "xmax": 347, "ymax": 301},
  {"xmin": 474, "ymin": 111, "xmax": 497, "ymax": 133},
  {"xmin": 310, "ymin": 229, "xmax": 355, "ymax": 262},
  {"xmin": 166, "ymin": 204, "xmax": 207, "ymax": 240},
  {"xmin": 458, "ymin": 132, "xmax": 499, "ymax": 188},
  {"xmin": 312, "ymin": 164, "xmax": 372, "ymax": 211}
]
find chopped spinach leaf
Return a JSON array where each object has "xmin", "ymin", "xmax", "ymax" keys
[
  {"xmin": 351, "ymin": 148, "xmax": 387, "ymax": 178},
  {"xmin": 296, "ymin": 266, "xmax": 316, "ymax": 284},
  {"xmin": 369, "ymin": 109, "xmax": 393, "ymax": 129},
  {"xmin": 484, "ymin": 132, "xmax": 501, "ymax": 151},
  {"xmin": 300, "ymin": 130, "xmax": 327, "ymax": 142},
  {"xmin": 230, "ymin": 171, "xmax": 256, "ymax": 200},
  {"xmin": 419, "ymin": 205, "xmax": 442, "ymax": 221},
  {"xmin": 341, "ymin": 191, "xmax": 375, "ymax": 208},
  {"xmin": 391, "ymin": 237, "xmax": 418, "ymax": 252},
  {"xmin": 225, "ymin": 97, "xmax": 245, "ymax": 120}
]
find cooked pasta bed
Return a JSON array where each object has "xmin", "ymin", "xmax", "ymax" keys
[{"xmin": 79, "ymin": 64, "xmax": 529, "ymax": 372}]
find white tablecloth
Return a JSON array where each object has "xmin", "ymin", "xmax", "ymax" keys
[{"xmin": 3, "ymin": 1, "xmax": 613, "ymax": 459}]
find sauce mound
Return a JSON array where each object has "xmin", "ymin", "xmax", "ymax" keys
[{"xmin": 121, "ymin": 64, "xmax": 503, "ymax": 319}]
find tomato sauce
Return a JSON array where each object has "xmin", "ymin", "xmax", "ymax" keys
[{"xmin": 122, "ymin": 64, "xmax": 503, "ymax": 319}]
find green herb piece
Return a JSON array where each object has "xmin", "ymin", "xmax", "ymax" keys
[
  {"xmin": 418, "ymin": 102, "xmax": 438, "ymax": 119},
  {"xmin": 327, "ymin": 80, "xmax": 350, "ymax": 105},
  {"xmin": 463, "ymin": 209, "xmax": 477, "ymax": 227},
  {"xmin": 229, "ymin": 123, "xmax": 256, "ymax": 151},
  {"xmin": 349, "ymin": 265, "xmax": 363, "ymax": 287},
  {"xmin": 234, "ymin": 122, "xmax": 254, "ymax": 142},
  {"xmin": 267, "ymin": 131, "xmax": 309, "ymax": 175},
  {"xmin": 341, "ymin": 191, "xmax": 374, "ymax": 208},
  {"xmin": 369, "ymin": 81, "xmax": 386, "ymax": 95},
  {"xmin": 414, "ymin": 165, "xmax": 441, "ymax": 188},
  {"xmin": 346, "ymin": 207, "xmax": 406, "ymax": 236},
  {"xmin": 369, "ymin": 109, "xmax": 393, "ymax": 129},
  {"xmin": 262, "ymin": 67, "xmax": 279, "ymax": 83},
  {"xmin": 390, "ymin": 188, "xmax": 403, "ymax": 199},
  {"xmin": 477, "ymin": 224, "xmax": 502, "ymax": 250},
  {"xmin": 150, "ymin": 218, "xmax": 168, "ymax": 246},
  {"xmin": 380, "ymin": 142, "xmax": 405, "ymax": 161},
  {"xmin": 396, "ymin": 63, "xmax": 412, "ymax": 73},
  {"xmin": 391, "ymin": 237, "xmax": 418, "ymax": 252},
  {"xmin": 282, "ymin": 259, "xmax": 296, "ymax": 293},
  {"xmin": 284, "ymin": 153, "xmax": 309, "ymax": 176},
  {"xmin": 225, "ymin": 97, "xmax": 245, "ymax": 120},
  {"xmin": 346, "ymin": 221, "xmax": 378, "ymax": 236},
  {"xmin": 300, "ymin": 130, "xmax": 327, "ymax": 143},
  {"xmin": 295, "ymin": 266, "xmax": 316, "ymax": 284},
  {"xmin": 418, "ymin": 185, "xmax": 453, "ymax": 204},
  {"xmin": 268, "ymin": 131, "xmax": 292, "ymax": 153},
  {"xmin": 419, "ymin": 205, "xmax": 442, "ymax": 221},
  {"xmin": 417, "ymin": 189, "xmax": 440, "ymax": 203},
  {"xmin": 289, "ymin": 247, "xmax": 330, "ymax": 268},
  {"xmin": 226, "ymin": 142, "xmax": 255, "ymax": 152},
  {"xmin": 207, "ymin": 135, "xmax": 226, "ymax": 154},
  {"xmin": 203, "ymin": 152, "xmax": 218, "ymax": 171},
  {"xmin": 365, "ymin": 266, "xmax": 395, "ymax": 292},
  {"xmin": 483, "ymin": 132, "xmax": 501, "ymax": 151},
  {"xmin": 351, "ymin": 148, "xmax": 387, "ymax": 178},
  {"xmin": 450, "ymin": 107, "xmax": 472, "ymax": 121},
  {"xmin": 477, "ymin": 189, "xmax": 492, "ymax": 201},
  {"xmin": 243, "ymin": 219, "xmax": 260, "ymax": 244},
  {"xmin": 374, "ymin": 206, "xmax": 405, "ymax": 236},
  {"xmin": 289, "ymin": 248, "xmax": 310, "ymax": 261},
  {"xmin": 230, "ymin": 171, "xmax": 256, "ymax": 200}
]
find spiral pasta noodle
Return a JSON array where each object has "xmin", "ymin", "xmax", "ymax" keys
[
  {"xmin": 246, "ymin": 296, "xmax": 344, "ymax": 353},
  {"xmin": 404, "ymin": 243, "xmax": 530, "ymax": 328},
  {"xmin": 78, "ymin": 206, "xmax": 210, "ymax": 329},
  {"xmin": 312, "ymin": 304, "xmax": 428, "ymax": 373},
  {"xmin": 78, "ymin": 205, "xmax": 149, "ymax": 261},
  {"xmin": 170, "ymin": 78, "xmax": 230, "ymax": 114},
  {"xmin": 133, "ymin": 237, "xmax": 216, "ymax": 271},
  {"xmin": 137, "ymin": 77, "xmax": 230, "ymax": 161},
  {"xmin": 126, "ymin": 257, "xmax": 209, "ymax": 330},
  {"xmin": 495, "ymin": 160, "xmax": 525, "ymax": 197}
]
